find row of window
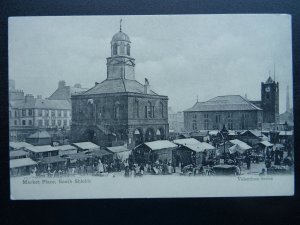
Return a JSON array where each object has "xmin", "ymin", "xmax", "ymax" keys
[
  {"xmin": 10, "ymin": 109, "xmax": 70, "ymax": 118},
  {"xmin": 112, "ymin": 43, "xmax": 130, "ymax": 56},
  {"xmin": 13, "ymin": 119, "xmax": 70, "ymax": 127}
]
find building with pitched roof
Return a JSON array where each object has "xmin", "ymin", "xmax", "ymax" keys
[
  {"xmin": 71, "ymin": 24, "xmax": 169, "ymax": 148},
  {"xmin": 184, "ymin": 95, "xmax": 263, "ymax": 131}
]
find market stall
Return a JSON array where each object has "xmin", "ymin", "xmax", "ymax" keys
[{"xmin": 10, "ymin": 158, "xmax": 37, "ymax": 176}]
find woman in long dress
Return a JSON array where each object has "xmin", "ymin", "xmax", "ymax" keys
[{"xmin": 98, "ymin": 159, "xmax": 104, "ymax": 173}]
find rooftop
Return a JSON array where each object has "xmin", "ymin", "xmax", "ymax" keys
[
  {"xmin": 184, "ymin": 95, "xmax": 262, "ymax": 112},
  {"xmin": 173, "ymin": 138, "xmax": 215, "ymax": 152},
  {"xmin": 26, "ymin": 145, "xmax": 58, "ymax": 153},
  {"xmin": 10, "ymin": 142, "xmax": 33, "ymax": 149},
  {"xmin": 10, "ymin": 98, "xmax": 71, "ymax": 110},
  {"xmin": 106, "ymin": 145, "xmax": 130, "ymax": 153},
  {"xmin": 143, "ymin": 140, "xmax": 177, "ymax": 151},
  {"xmin": 72, "ymin": 142, "xmax": 100, "ymax": 150},
  {"xmin": 80, "ymin": 78, "xmax": 158, "ymax": 96},
  {"xmin": 27, "ymin": 131, "xmax": 51, "ymax": 139}
]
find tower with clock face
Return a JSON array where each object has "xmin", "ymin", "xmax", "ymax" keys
[{"xmin": 261, "ymin": 76, "xmax": 279, "ymax": 123}]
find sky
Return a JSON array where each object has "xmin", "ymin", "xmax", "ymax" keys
[{"xmin": 9, "ymin": 14, "xmax": 293, "ymax": 113}]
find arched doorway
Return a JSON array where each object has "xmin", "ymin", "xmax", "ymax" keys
[
  {"xmin": 133, "ymin": 128, "xmax": 143, "ymax": 146},
  {"xmin": 156, "ymin": 128, "xmax": 165, "ymax": 140},
  {"xmin": 145, "ymin": 128, "xmax": 155, "ymax": 142},
  {"xmin": 85, "ymin": 129, "xmax": 96, "ymax": 143}
]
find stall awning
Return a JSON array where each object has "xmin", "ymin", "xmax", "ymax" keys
[
  {"xmin": 10, "ymin": 150, "xmax": 27, "ymax": 158},
  {"xmin": 10, "ymin": 158, "xmax": 37, "ymax": 168},
  {"xmin": 229, "ymin": 144, "xmax": 247, "ymax": 154},
  {"xmin": 173, "ymin": 138, "xmax": 215, "ymax": 153},
  {"xmin": 72, "ymin": 142, "xmax": 100, "ymax": 150},
  {"xmin": 209, "ymin": 130, "xmax": 219, "ymax": 135},
  {"xmin": 143, "ymin": 140, "xmax": 177, "ymax": 151},
  {"xmin": 88, "ymin": 149, "xmax": 112, "ymax": 157},
  {"xmin": 40, "ymin": 156, "xmax": 66, "ymax": 164},
  {"xmin": 229, "ymin": 139, "xmax": 252, "ymax": 150},
  {"xmin": 279, "ymin": 131, "xmax": 293, "ymax": 136},
  {"xmin": 26, "ymin": 145, "xmax": 58, "ymax": 153},
  {"xmin": 260, "ymin": 141, "xmax": 273, "ymax": 147},
  {"xmin": 106, "ymin": 145, "xmax": 130, "ymax": 153},
  {"xmin": 65, "ymin": 152, "xmax": 91, "ymax": 160},
  {"xmin": 57, "ymin": 145, "xmax": 77, "ymax": 151},
  {"xmin": 10, "ymin": 142, "xmax": 33, "ymax": 150}
]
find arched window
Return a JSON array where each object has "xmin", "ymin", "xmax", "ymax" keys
[
  {"xmin": 145, "ymin": 102, "xmax": 153, "ymax": 118},
  {"xmin": 127, "ymin": 44, "xmax": 130, "ymax": 56},
  {"xmin": 113, "ymin": 43, "xmax": 118, "ymax": 55},
  {"xmin": 120, "ymin": 42, "xmax": 125, "ymax": 55},
  {"xmin": 114, "ymin": 102, "xmax": 120, "ymax": 119},
  {"xmin": 160, "ymin": 102, "xmax": 164, "ymax": 118},
  {"xmin": 134, "ymin": 100, "xmax": 139, "ymax": 118}
]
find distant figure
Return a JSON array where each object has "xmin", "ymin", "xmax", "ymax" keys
[
  {"xmin": 259, "ymin": 168, "xmax": 266, "ymax": 176},
  {"xmin": 98, "ymin": 159, "xmax": 104, "ymax": 173}
]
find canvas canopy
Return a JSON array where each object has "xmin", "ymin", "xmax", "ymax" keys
[
  {"xmin": 229, "ymin": 139, "xmax": 252, "ymax": 150},
  {"xmin": 26, "ymin": 145, "xmax": 58, "ymax": 153},
  {"xmin": 10, "ymin": 158, "xmax": 37, "ymax": 168},
  {"xmin": 66, "ymin": 152, "xmax": 91, "ymax": 160},
  {"xmin": 173, "ymin": 138, "xmax": 215, "ymax": 153},
  {"xmin": 72, "ymin": 142, "xmax": 100, "ymax": 150},
  {"xmin": 9, "ymin": 142, "xmax": 33, "ymax": 150},
  {"xmin": 40, "ymin": 156, "xmax": 66, "ymax": 164},
  {"xmin": 260, "ymin": 141, "xmax": 273, "ymax": 147},
  {"xmin": 143, "ymin": 140, "xmax": 177, "ymax": 151},
  {"xmin": 209, "ymin": 130, "xmax": 219, "ymax": 135},
  {"xmin": 88, "ymin": 149, "xmax": 112, "ymax": 157},
  {"xmin": 279, "ymin": 131, "xmax": 293, "ymax": 136},
  {"xmin": 228, "ymin": 144, "xmax": 247, "ymax": 154},
  {"xmin": 9, "ymin": 150, "xmax": 27, "ymax": 158}
]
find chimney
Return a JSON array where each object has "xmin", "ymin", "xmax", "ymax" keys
[
  {"xmin": 144, "ymin": 78, "xmax": 150, "ymax": 94},
  {"xmin": 58, "ymin": 80, "xmax": 66, "ymax": 88},
  {"xmin": 25, "ymin": 94, "xmax": 34, "ymax": 103},
  {"xmin": 74, "ymin": 83, "xmax": 82, "ymax": 88},
  {"xmin": 37, "ymin": 95, "xmax": 42, "ymax": 99}
]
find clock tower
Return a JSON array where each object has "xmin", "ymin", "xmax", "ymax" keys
[{"xmin": 261, "ymin": 76, "xmax": 279, "ymax": 123}]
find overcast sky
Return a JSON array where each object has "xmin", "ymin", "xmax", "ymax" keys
[{"xmin": 9, "ymin": 14, "xmax": 293, "ymax": 113}]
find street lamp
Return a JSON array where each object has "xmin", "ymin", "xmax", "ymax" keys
[{"xmin": 220, "ymin": 125, "xmax": 229, "ymax": 164}]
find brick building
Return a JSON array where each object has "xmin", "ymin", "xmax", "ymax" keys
[
  {"xmin": 184, "ymin": 95, "xmax": 263, "ymax": 131},
  {"xmin": 71, "ymin": 25, "xmax": 169, "ymax": 149}
]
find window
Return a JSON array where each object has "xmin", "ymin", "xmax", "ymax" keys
[
  {"xmin": 14, "ymin": 111, "xmax": 18, "ymax": 117},
  {"xmin": 216, "ymin": 114, "xmax": 221, "ymax": 124},
  {"xmin": 241, "ymin": 113, "xmax": 249, "ymax": 130},
  {"xmin": 160, "ymin": 102, "xmax": 164, "ymax": 118},
  {"xmin": 57, "ymin": 120, "xmax": 62, "ymax": 126},
  {"xmin": 127, "ymin": 44, "xmax": 130, "ymax": 55},
  {"xmin": 113, "ymin": 43, "xmax": 118, "ymax": 55},
  {"xmin": 38, "ymin": 120, "xmax": 43, "ymax": 126},
  {"xmin": 192, "ymin": 120, "xmax": 197, "ymax": 131},
  {"xmin": 145, "ymin": 102, "xmax": 153, "ymax": 118},
  {"xmin": 14, "ymin": 120, "xmax": 17, "ymax": 125},
  {"xmin": 58, "ymin": 110, "xmax": 62, "ymax": 117},
  {"xmin": 266, "ymin": 93, "xmax": 270, "ymax": 100},
  {"xmin": 45, "ymin": 110, "xmax": 49, "ymax": 117},
  {"xmin": 28, "ymin": 109, "xmax": 33, "ymax": 116},
  {"xmin": 63, "ymin": 120, "xmax": 67, "ymax": 126},
  {"xmin": 120, "ymin": 42, "xmax": 125, "ymax": 55},
  {"xmin": 204, "ymin": 113, "xmax": 209, "ymax": 130},
  {"xmin": 114, "ymin": 103, "xmax": 120, "ymax": 119},
  {"xmin": 22, "ymin": 120, "xmax": 26, "ymax": 125},
  {"xmin": 51, "ymin": 110, "xmax": 56, "ymax": 117},
  {"xmin": 28, "ymin": 120, "xmax": 32, "ymax": 126},
  {"xmin": 45, "ymin": 120, "xmax": 49, "ymax": 126},
  {"xmin": 134, "ymin": 100, "xmax": 139, "ymax": 118},
  {"xmin": 228, "ymin": 113, "xmax": 233, "ymax": 130},
  {"xmin": 22, "ymin": 109, "xmax": 26, "ymax": 116},
  {"xmin": 38, "ymin": 109, "xmax": 42, "ymax": 116},
  {"xmin": 51, "ymin": 120, "xmax": 56, "ymax": 126},
  {"xmin": 64, "ymin": 110, "xmax": 67, "ymax": 117}
]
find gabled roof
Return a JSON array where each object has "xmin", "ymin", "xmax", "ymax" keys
[
  {"xmin": 279, "ymin": 131, "xmax": 293, "ymax": 136},
  {"xmin": 48, "ymin": 85, "xmax": 88, "ymax": 100},
  {"xmin": 40, "ymin": 156, "xmax": 66, "ymax": 164},
  {"xmin": 143, "ymin": 140, "xmax": 177, "ymax": 151},
  {"xmin": 260, "ymin": 141, "xmax": 273, "ymax": 147},
  {"xmin": 72, "ymin": 142, "xmax": 100, "ymax": 150},
  {"xmin": 10, "ymin": 158, "xmax": 37, "ymax": 168},
  {"xmin": 184, "ymin": 95, "xmax": 262, "ymax": 112},
  {"xmin": 27, "ymin": 131, "xmax": 51, "ymax": 139},
  {"xmin": 26, "ymin": 145, "xmax": 58, "ymax": 153},
  {"xmin": 240, "ymin": 130, "xmax": 267, "ymax": 139},
  {"xmin": 80, "ymin": 78, "xmax": 158, "ymax": 95}
]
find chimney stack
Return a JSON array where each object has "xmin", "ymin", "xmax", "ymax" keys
[
  {"xmin": 58, "ymin": 80, "xmax": 66, "ymax": 88},
  {"xmin": 144, "ymin": 78, "xmax": 150, "ymax": 94},
  {"xmin": 74, "ymin": 83, "xmax": 82, "ymax": 88},
  {"xmin": 25, "ymin": 94, "xmax": 34, "ymax": 103},
  {"xmin": 37, "ymin": 95, "xmax": 42, "ymax": 99}
]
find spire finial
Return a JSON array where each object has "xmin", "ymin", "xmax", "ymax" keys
[{"xmin": 120, "ymin": 19, "xmax": 122, "ymax": 32}]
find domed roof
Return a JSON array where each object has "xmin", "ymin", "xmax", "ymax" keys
[{"xmin": 111, "ymin": 31, "xmax": 130, "ymax": 43}]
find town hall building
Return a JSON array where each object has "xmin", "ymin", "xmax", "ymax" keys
[{"xmin": 71, "ymin": 24, "xmax": 169, "ymax": 148}]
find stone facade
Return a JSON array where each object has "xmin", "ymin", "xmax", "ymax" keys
[{"xmin": 71, "ymin": 26, "xmax": 169, "ymax": 149}]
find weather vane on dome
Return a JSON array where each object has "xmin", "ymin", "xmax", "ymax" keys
[{"xmin": 120, "ymin": 19, "xmax": 122, "ymax": 32}]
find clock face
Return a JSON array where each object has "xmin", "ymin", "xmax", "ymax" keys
[{"xmin": 265, "ymin": 86, "xmax": 270, "ymax": 92}]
